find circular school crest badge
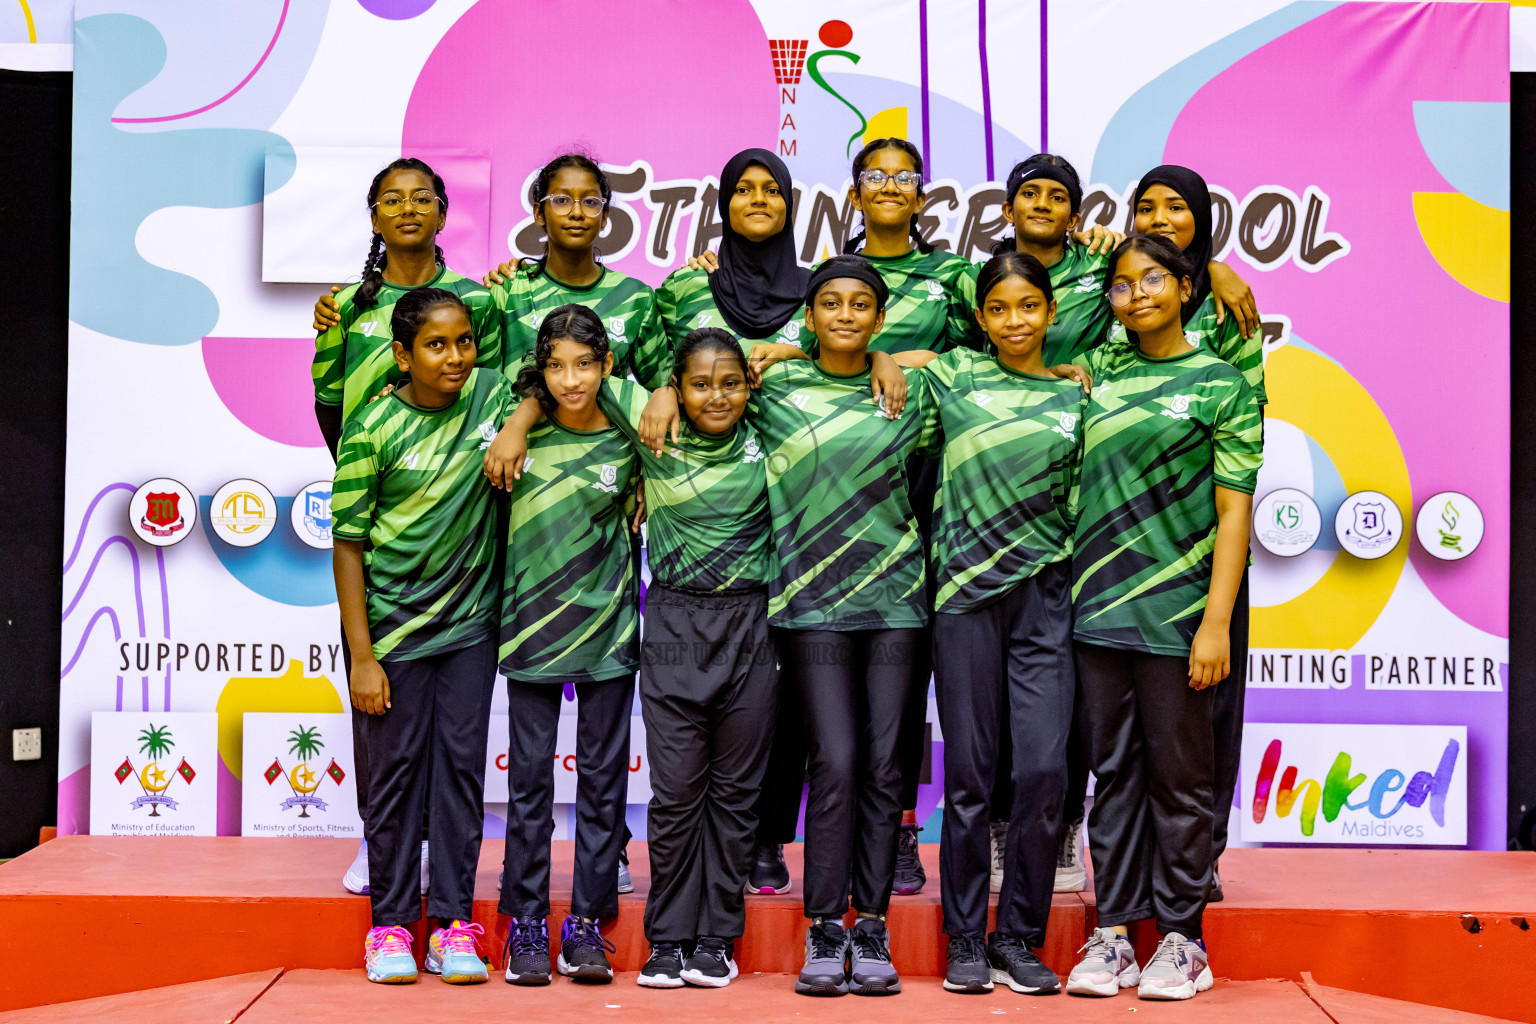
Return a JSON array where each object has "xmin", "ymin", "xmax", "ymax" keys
[
  {"xmin": 210, "ymin": 479, "xmax": 277, "ymax": 547},
  {"xmin": 1414, "ymin": 491, "xmax": 1484, "ymax": 561},
  {"xmin": 1253, "ymin": 488, "xmax": 1322, "ymax": 557},
  {"xmin": 1335, "ymin": 490, "xmax": 1402, "ymax": 560},
  {"xmin": 129, "ymin": 478, "xmax": 197, "ymax": 547},
  {"xmin": 290, "ymin": 480, "xmax": 334, "ymax": 550}
]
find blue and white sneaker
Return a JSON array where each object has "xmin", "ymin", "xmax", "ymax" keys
[
  {"xmin": 557, "ymin": 915, "xmax": 615, "ymax": 983},
  {"xmin": 343, "ymin": 839, "xmax": 369, "ymax": 895},
  {"xmin": 426, "ymin": 919, "xmax": 487, "ymax": 984},
  {"xmin": 1137, "ymin": 932, "xmax": 1212, "ymax": 1000},
  {"xmin": 364, "ymin": 925, "xmax": 417, "ymax": 984},
  {"xmin": 1067, "ymin": 927, "xmax": 1139, "ymax": 996}
]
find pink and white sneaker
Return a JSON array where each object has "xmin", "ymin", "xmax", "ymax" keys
[
  {"xmin": 364, "ymin": 925, "xmax": 417, "ymax": 984},
  {"xmin": 1066, "ymin": 927, "xmax": 1139, "ymax": 996},
  {"xmin": 1137, "ymin": 932, "xmax": 1213, "ymax": 1000},
  {"xmin": 427, "ymin": 919, "xmax": 488, "ymax": 984}
]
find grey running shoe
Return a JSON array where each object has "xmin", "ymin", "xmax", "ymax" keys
[
  {"xmin": 848, "ymin": 916, "xmax": 901, "ymax": 995},
  {"xmin": 988, "ymin": 933, "xmax": 1061, "ymax": 994},
  {"xmin": 943, "ymin": 934, "xmax": 992, "ymax": 993},
  {"xmin": 795, "ymin": 918, "xmax": 849, "ymax": 996},
  {"xmin": 1066, "ymin": 927, "xmax": 1139, "ymax": 997},
  {"xmin": 1137, "ymin": 932, "xmax": 1212, "ymax": 1001},
  {"xmin": 747, "ymin": 842, "xmax": 791, "ymax": 895},
  {"xmin": 637, "ymin": 941, "xmax": 684, "ymax": 988},
  {"xmin": 502, "ymin": 917, "xmax": 551, "ymax": 986},
  {"xmin": 1054, "ymin": 820, "xmax": 1087, "ymax": 893},
  {"xmin": 891, "ymin": 824, "xmax": 926, "ymax": 895},
  {"xmin": 557, "ymin": 915, "xmax": 615, "ymax": 983},
  {"xmin": 617, "ymin": 858, "xmax": 634, "ymax": 895},
  {"xmin": 681, "ymin": 936, "xmax": 738, "ymax": 988},
  {"xmin": 989, "ymin": 821, "xmax": 1008, "ymax": 894}
]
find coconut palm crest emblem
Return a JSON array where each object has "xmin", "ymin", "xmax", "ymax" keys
[
  {"xmin": 264, "ymin": 723, "xmax": 347, "ymax": 817},
  {"xmin": 118, "ymin": 723, "xmax": 196, "ymax": 816}
]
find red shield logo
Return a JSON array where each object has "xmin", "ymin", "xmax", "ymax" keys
[{"xmin": 142, "ymin": 492, "xmax": 185, "ymax": 536}]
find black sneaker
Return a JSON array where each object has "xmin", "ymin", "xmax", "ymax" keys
[
  {"xmin": 988, "ymin": 932, "xmax": 1061, "ymax": 994},
  {"xmin": 1208, "ymin": 862, "xmax": 1224, "ymax": 903},
  {"xmin": 502, "ymin": 917, "xmax": 552, "ymax": 985},
  {"xmin": 557, "ymin": 915, "xmax": 615, "ymax": 983},
  {"xmin": 891, "ymin": 823, "xmax": 926, "ymax": 895},
  {"xmin": 848, "ymin": 915, "xmax": 901, "ymax": 995},
  {"xmin": 681, "ymin": 935, "xmax": 738, "ymax": 988},
  {"xmin": 747, "ymin": 842, "xmax": 791, "ymax": 894},
  {"xmin": 795, "ymin": 918, "xmax": 850, "ymax": 996},
  {"xmin": 637, "ymin": 941, "xmax": 685, "ymax": 988},
  {"xmin": 944, "ymin": 934, "xmax": 993, "ymax": 993}
]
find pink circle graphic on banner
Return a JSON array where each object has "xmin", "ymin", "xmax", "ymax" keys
[{"xmin": 402, "ymin": 0, "xmax": 777, "ymax": 285}]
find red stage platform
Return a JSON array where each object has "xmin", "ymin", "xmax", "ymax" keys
[{"xmin": 0, "ymin": 838, "xmax": 1532, "ymax": 1020}]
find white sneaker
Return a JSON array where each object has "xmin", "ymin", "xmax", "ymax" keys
[
  {"xmin": 420, "ymin": 840, "xmax": 430, "ymax": 895},
  {"xmin": 1066, "ymin": 927, "xmax": 1139, "ymax": 997},
  {"xmin": 343, "ymin": 839, "xmax": 369, "ymax": 895},
  {"xmin": 1054, "ymin": 820, "xmax": 1087, "ymax": 892},
  {"xmin": 1137, "ymin": 932, "xmax": 1212, "ymax": 1001},
  {"xmin": 989, "ymin": 821, "xmax": 1008, "ymax": 893}
]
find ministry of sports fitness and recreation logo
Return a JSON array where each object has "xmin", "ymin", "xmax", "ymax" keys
[
  {"xmin": 113, "ymin": 722, "xmax": 196, "ymax": 817},
  {"xmin": 261, "ymin": 723, "xmax": 346, "ymax": 819},
  {"xmin": 290, "ymin": 480, "xmax": 333, "ymax": 550},
  {"xmin": 129, "ymin": 478, "xmax": 197, "ymax": 547},
  {"xmin": 1335, "ymin": 490, "xmax": 1401, "ymax": 559},
  {"xmin": 1253, "ymin": 487, "xmax": 1323, "ymax": 557},
  {"xmin": 1414, "ymin": 491, "xmax": 1484, "ymax": 561},
  {"xmin": 210, "ymin": 478, "xmax": 277, "ymax": 547}
]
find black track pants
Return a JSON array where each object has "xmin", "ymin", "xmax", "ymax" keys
[
  {"xmin": 499, "ymin": 674, "xmax": 633, "ymax": 921},
  {"xmin": 1211, "ymin": 569, "xmax": 1250, "ymax": 861},
  {"xmin": 752, "ymin": 629, "xmax": 805, "ymax": 846},
  {"xmin": 1074, "ymin": 642, "xmax": 1214, "ymax": 940},
  {"xmin": 363, "ymin": 640, "xmax": 496, "ymax": 927},
  {"xmin": 896, "ymin": 452, "xmax": 940, "ymax": 811},
  {"xmin": 640, "ymin": 584, "xmax": 778, "ymax": 942},
  {"xmin": 936, "ymin": 563, "xmax": 1073, "ymax": 943}
]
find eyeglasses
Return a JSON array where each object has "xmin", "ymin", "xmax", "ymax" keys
[
  {"xmin": 541, "ymin": 194, "xmax": 606, "ymax": 216},
  {"xmin": 858, "ymin": 169, "xmax": 922, "ymax": 193},
  {"xmin": 1107, "ymin": 269, "xmax": 1171, "ymax": 308},
  {"xmin": 373, "ymin": 191, "xmax": 439, "ymax": 216}
]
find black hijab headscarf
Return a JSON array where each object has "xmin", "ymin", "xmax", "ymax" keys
[
  {"xmin": 1133, "ymin": 164, "xmax": 1212, "ymax": 321},
  {"xmin": 708, "ymin": 148, "xmax": 809, "ymax": 340}
]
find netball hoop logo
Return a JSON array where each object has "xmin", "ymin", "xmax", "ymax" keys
[
  {"xmin": 129, "ymin": 478, "xmax": 197, "ymax": 547},
  {"xmin": 210, "ymin": 479, "xmax": 277, "ymax": 547},
  {"xmin": 1336, "ymin": 490, "xmax": 1402, "ymax": 559}
]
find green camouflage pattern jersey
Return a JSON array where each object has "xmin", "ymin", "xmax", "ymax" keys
[
  {"xmin": 1072, "ymin": 346, "xmax": 1262, "ymax": 656},
  {"xmin": 499, "ymin": 401, "xmax": 641, "ymax": 683},
  {"xmin": 748, "ymin": 360, "xmax": 940, "ymax": 630},
  {"xmin": 331, "ymin": 368, "xmax": 513, "ymax": 661},
  {"xmin": 923, "ymin": 349, "xmax": 1087, "ymax": 613},
  {"xmin": 799, "ymin": 248, "xmax": 982, "ymax": 357},
  {"xmin": 492, "ymin": 263, "xmax": 669, "ymax": 388},
  {"xmin": 598, "ymin": 379, "xmax": 772, "ymax": 592},
  {"xmin": 1040, "ymin": 243, "xmax": 1114, "ymax": 366},
  {"xmin": 655, "ymin": 266, "xmax": 809, "ymax": 355},
  {"xmin": 1102, "ymin": 294, "xmax": 1266, "ymax": 405},
  {"xmin": 312, "ymin": 266, "xmax": 502, "ymax": 424}
]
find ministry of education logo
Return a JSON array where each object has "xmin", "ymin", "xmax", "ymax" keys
[
  {"xmin": 290, "ymin": 481, "xmax": 333, "ymax": 550},
  {"xmin": 1253, "ymin": 488, "xmax": 1322, "ymax": 557},
  {"xmin": 129, "ymin": 478, "xmax": 197, "ymax": 548},
  {"xmin": 115, "ymin": 722, "xmax": 196, "ymax": 817},
  {"xmin": 1336, "ymin": 490, "xmax": 1402, "ymax": 559},
  {"xmin": 1414, "ymin": 491, "xmax": 1484, "ymax": 561},
  {"xmin": 210, "ymin": 479, "xmax": 277, "ymax": 547}
]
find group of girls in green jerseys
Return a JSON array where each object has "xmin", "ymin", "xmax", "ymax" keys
[{"xmin": 317, "ymin": 142, "xmax": 1264, "ymax": 1003}]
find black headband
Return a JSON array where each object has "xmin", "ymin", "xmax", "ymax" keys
[
  {"xmin": 805, "ymin": 255, "xmax": 888, "ymax": 309},
  {"xmin": 1005, "ymin": 162, "xmax": 1082, "ymax": 213}
]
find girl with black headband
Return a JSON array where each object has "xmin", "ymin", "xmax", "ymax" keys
[{"xmin": 641, "ymin": 255, "xmax": 939, "ymax": 997}]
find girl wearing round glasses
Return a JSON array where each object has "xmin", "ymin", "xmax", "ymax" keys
[
  {"xmin": 1065, "ymin": 234, "xmax": 1261, "ymax": 1002},
  {"xmin": 484, "ymin": 153, "xmax": 670, "ymax": 388},
  {"xmin": 310, "ymin": 156, "xmax": 502, "ymax": 900}
]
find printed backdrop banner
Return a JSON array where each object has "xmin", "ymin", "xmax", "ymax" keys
[
  {"xmin": 241, "ymin": 712, "xmax": 362, "ymax": 838},
  {"xmin": 59, "ymin": 1, "xmax": 1509, "ymax": 848}
]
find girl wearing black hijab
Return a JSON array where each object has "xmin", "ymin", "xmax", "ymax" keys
[{"xmin": 1126, "ymin": 164, "xmax": 1265, "ymax": 901}]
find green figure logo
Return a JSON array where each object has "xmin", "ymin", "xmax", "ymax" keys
[
  {"xmin": 1438, "ymin": 500, "xmax": 1463, "ymax": 553},
  {"xmin": 1274, "ymin": 501, "xmax": 1301, "ymax": 532}
]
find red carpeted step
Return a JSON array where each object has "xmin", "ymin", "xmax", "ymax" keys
[{"xmin": 0, "ymin": 969, "xmax": 280, "ymax": 1024}]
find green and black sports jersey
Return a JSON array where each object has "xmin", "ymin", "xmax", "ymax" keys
[
  {"xmin": 492, "ymin": 264, "xmax": 670, "ymax": 388},
  {"xmin": 800, "ymin": 248, "xmax": 982, "ymax": 358},
  {"xmin": 1040, "ymin": 243, "xmax": 1114, "ymax": 366},
  {"xmin": 331, "ymin": 368, "xmax": 513, "ymax": 661},
  {"xmin": 312, "ymin": 267, "xmax": 502, "ymax": 424},
  {"xmin": 499, "ymin": 400, "xmax": 641, "ymax": 683},
  {"xmin": 598, "ymin": 379, "xmax": 773, "ymax": 592},
  {"xmin": 748, "ymin": 360, "xmax": 940, "ymax": 630},
  {"xmin": 1072, "ymin": 346, "xmax": 1262, "ymax": 656},
  {"xmin": 1184, "ymin": 294, "xmax": 1266, "ymax": 404},
  {"xmin": 923, "ymin": 349, "xmax": 1086, "ymax": 613},
  {"xmin": 655, "ymin": 266, "xmax": 809, "ymax": 355}
]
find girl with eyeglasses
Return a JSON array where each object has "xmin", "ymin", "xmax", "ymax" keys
[
  {"xmin": 310, "ymin": 157, "xmax": 502, "ymax": 899},
  {"xmin": 1065, "ymin": 235, "xmax": 1261, "ymax": 1002}
]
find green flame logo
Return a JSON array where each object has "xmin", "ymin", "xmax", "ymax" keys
[{"xmin": 1438, "ymin": 499, "xmax": 1462, "ymax": 552}]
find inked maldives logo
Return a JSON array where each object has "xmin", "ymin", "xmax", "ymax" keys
[{"xmin": 1251, "ymin": 737, "xmax": 1460, "ymax": 838}]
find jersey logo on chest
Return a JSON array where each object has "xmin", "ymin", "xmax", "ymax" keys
[
  {"xmin": 1053, "ymin": 411, "xmax": 1078, "ymax": 439},
  {"xmin": 593, "ymin": 463, "xmax": 620, "ymax": 493},
  {"xmin": 477, "ymin": 419, "xmax": 497, "ymax": 450},
  {"xmin": 608, "ymin": 316, "xmax": 627, "ymax": 339},
  {"xmin": 742, "ymin": 437, "xmax": 764, "ymax": 463},
  {"xmin": 791, "ymin": 393, "xmax": 809, "ymax": 410},
  {"xmin": 360, "ymin": 321, "xmax": 379, "ymax": 337},
  {"xmin": 1074, "ymin": 274, "xmax": 1098, "ymax": 294},
  {"xmin": 925, "ymin": 279, "xmax": 944, "ymax": 301},
  {"xmin": 399, "ymin": 452, "xmax": 420, "ymax": 471},
  {"xmin": 972, "ymin": 392, "xmax": 994, "ymax": 408},
  {"xmin": 691, "ymin": 312, "xmax": 713, "ymax": 329},
  {"xmin": 1162, "ymin": 395, "xmax": 1194, "ymax": 421}
]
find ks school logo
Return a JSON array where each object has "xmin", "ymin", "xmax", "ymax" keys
[
  {"xmin": 608, "ymin": 316, "xmax": 627, "ymax": 339},
  {"xmin": 1253, "ymin": 488, "xmax": 1322, "ymax": 557},
  {"xmin": 593, "ymin": 463, "xmax": 620, "ymax": 493},
  {"xmin": 1053, "ymin": 411, "xmax": 1078, "ymax": 439},
  {"xmin": 1161, "ymin": 394, "xmax": 1193, "ymax": 420},
  {"xmin": 115, "ymin": 722, "xmax": 196, "ymax": 817}
]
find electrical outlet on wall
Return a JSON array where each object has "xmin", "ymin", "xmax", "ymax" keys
[{"xmin": 12, "ymin": 728, "xmax": 41, "ymax": 761}]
